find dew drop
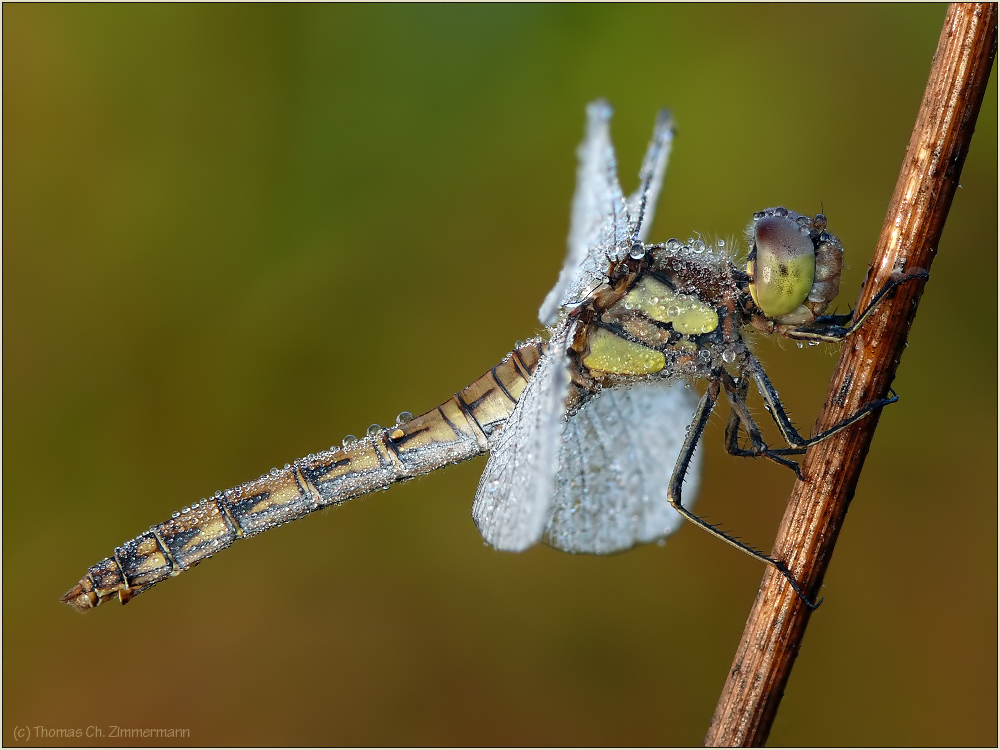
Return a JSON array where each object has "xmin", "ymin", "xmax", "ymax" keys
[
  {"xmin": 722, "ymin": 349, "xmax": 736, "ymax": 363},
  {"xmin": 342, "ymin": 435, "xmax": 357, "ymax": 447},
  {"xmin": 367, "ymin": 424, "xmax": 382, "ymax": 437}
]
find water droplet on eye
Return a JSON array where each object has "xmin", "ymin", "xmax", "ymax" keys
[
  {"xmin": 367, "ymin": 424, "xmax": 382, "ymax": 437},
  {"xmin": 395, "ymin": 411, "xmax": 413, "ymax": 425},
  {"xmin": 342, "ymin": 435, "xmax": 357, "ymax": 447}
]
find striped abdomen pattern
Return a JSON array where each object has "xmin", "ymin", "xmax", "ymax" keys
[{"xmin": 63, "ymin": 341, "xmax": 544, "ymax": 610}]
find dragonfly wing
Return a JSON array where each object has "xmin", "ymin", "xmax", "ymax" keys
[
  {"xmin": 472, "ymin": 329, "xmax": 572, "ymax": 551},
  {"xmin": 545, "ymin": 380, "xmax": 701, "ymax": 555},
  {"xmin": 539, "ymin": 103, "xmax": 675, "ymax": 326},
  {"xmin": 625, "ymin": 108, "xmax": 674, "ymax": 244},
  {"xmin": 539, "ymin": 100, "xmax": 628, "ymax": 326}
]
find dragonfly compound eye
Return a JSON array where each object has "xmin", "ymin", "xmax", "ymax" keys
[{"xmin": 747, "ymin": 215, "xmax": 815, "ymax": 318}]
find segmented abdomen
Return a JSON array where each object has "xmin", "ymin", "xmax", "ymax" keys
[{"xmin": 63, "ymin": 341, "xmax": 544, "ymax": 611}]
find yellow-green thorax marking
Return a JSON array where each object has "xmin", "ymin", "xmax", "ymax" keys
[
  {"xmin": 569, "ymin": 238, "xmax": 740, "ymax": 389},
  {"xmin": 624, "ymin": 276, "xmax": 719, "ymax": 335}
]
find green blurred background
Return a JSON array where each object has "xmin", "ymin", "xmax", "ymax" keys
[{"xmin": 4, "ymin": 4, "xmax": 996, "ymax": 746}]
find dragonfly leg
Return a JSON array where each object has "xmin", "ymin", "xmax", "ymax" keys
[
  {"xmin": 782, "ymin": 270, "xmax": 929, "ymax": 342},
  {"xmin": 667, "ymin": 377, "xmax": 820, "ymax": 610},
  {"xmin": 720, "ymin": 371, "xmax": 804, "ymax": 479},
  {"xmin": 742, "ymin": 352, "xmax": 898, "ymax": 451}
]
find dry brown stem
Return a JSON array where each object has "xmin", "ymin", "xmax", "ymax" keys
[{"xmin": 704, "ymin": 4, "xmax": 998, "ymax": 746}]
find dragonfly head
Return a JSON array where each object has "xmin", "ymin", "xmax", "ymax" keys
[{"xmin": 745, "ymin": 208, "xmax": 843, "ymax": 326}]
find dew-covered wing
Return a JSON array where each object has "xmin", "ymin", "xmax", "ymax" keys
[
  {"xmin": 539, "ymin": 101, "xmax": 674, "ymax": 326},
  {"xmin": 472, "ymin": 330, "xmax": 572, "ymax": 551},
  {"xmin": 544, "ymin": 380, "xmax": 700, "ymax": 555},
  {"xmin": 626, "ymin": 108, "xmax": 673, "ymax": 245}
]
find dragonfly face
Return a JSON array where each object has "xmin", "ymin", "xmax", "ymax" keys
[{"xmin": 64, "ymin": 100, "xmax": 903, "ymax": 611}]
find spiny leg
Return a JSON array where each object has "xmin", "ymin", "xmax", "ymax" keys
[
  {"xmin": 741, "ymin": 352, "xmax": 898, "ymax": 451},
  {"xmin": 782, "ymin": 270, "xmax": 929, "ymax": 342},
  {"xmin": 667, "ymin": 378, "xmax": 820, "ymax": 610},
  {"xmin": 720, "ymin": 371, "xmax": 804, "ymax": 479}
]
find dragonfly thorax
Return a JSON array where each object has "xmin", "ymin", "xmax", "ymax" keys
[
  {"xmin": 566, "ymin": 237, "xmax": 744, "ymax": 400},
  {"xmin": 564, "ymin": 206, "xmax": 845, "ymax": 401}
]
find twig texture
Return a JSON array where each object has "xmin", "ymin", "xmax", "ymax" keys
[{"xmin": 704, "ymin": 4, "xmax": 998, "ymax": 747}]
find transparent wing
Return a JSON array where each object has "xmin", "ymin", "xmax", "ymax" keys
[
  {"xmin": 472, "ymin": 329, "xmax": 572, "ymax": 551},
  {"xmin": 544, "ymin": 379, "xmax": 700, "ymax": 555},
  {"xmin": 539, "ymin": 102, "xmax": 675, "ymax": 326},
  {"xmin": 538, "ymin": 100, "xmax": 626, "ymax": 326},
  {"xmin": 626, "ymin": 108, "xmax": 674, "ymax": 244}
]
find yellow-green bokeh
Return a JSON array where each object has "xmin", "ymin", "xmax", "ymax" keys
[{"xmin": 4, "ymin": 5, "xmax": 996, "ymax": 746}]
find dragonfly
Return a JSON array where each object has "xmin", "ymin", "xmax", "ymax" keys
[{"xmin": 64, "ymin": 100, "xmax": 922, "ymax": 612}]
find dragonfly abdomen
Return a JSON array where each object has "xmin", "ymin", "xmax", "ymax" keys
[{"xmin": 62, "ymin": 341, "xmax": 544, "ymax": 611}]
